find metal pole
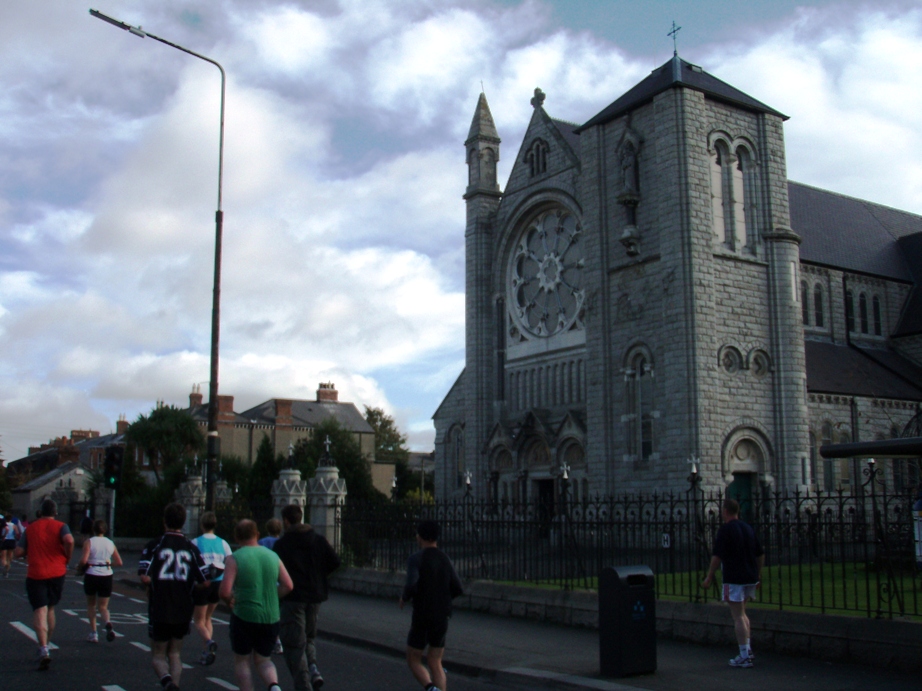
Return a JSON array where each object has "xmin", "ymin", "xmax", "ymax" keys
[
  {"xmin": 89, "ymin": 10, "xmax": 226, "ymax": 511},
  {"xmin": 109, "ymin": 490, "xmax": 116, "ymax": 539}
]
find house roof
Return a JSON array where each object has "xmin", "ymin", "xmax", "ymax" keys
[
  {"xmin": 790, "ymin": 182, "xmax": 921, "ymax": 282},
  {"xmin": 13, "ymin": 461, "xmax": 82, "ymax": 493},
  {"xmin": 577, "ymin": 56, "xmax": 786, "ymax": 132},
  {"xmin": 550, "ymin": 118, "xmax": 581, "ymax": 154},
  {"xmin": 238, "ymin": 399, "xmax": 374, "ymax": 434},
  {"xmin": 893, "ymin": 233, "xmax": 922, "ymax": 336},
  {"xmin": 805, "ymin": 340, "xmax": 922, "ymax": 400}
]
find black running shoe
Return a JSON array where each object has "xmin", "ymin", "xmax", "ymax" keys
[{"xmin": 105, "ymin": 622, "xmax": 116, "ymax": 642}]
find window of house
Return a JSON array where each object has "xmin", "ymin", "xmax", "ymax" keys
[
  {"xmin": 801, "ymin": 280, "xmax": 809, "ymax": 325},
  {"xmin": 845, "ymin": 290, "xmax": 855, "ymax": 332},
  {"xmin": 526, "ymin": 139, "xmax": 548, "ymax": 177},
  {"xmin": 710, "ymin": 142, "xmax": 728, "ymax": 245},
  {"xmin": 809, "ymin": 431, "xmax": 818, "ymax": 486},
  {"xmin": 625, "ymin": 350, "xmax": 655, "ymax": 465},
  {"xmin": 814, "ymin": 284, "xmax": 824, "ymax": 327},
  {"xmin": 872, "ymin": 295, "xmax": 882, "ymax": 336},
  {"xmin": 859, "ymin": 293, "xmax": 869, "ymax": 334},
  {"xmin": 821, "ymin": 422, "xmax": 835, "ymax": 492}
]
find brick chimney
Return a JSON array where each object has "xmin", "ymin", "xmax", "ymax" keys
[
  {"xmin": 275, "ymin": 399, "xmax": 293, "ymax": 428},
  {"xmin": 116, "ymin": 416, "xmax": 129, "ymax": 435},
  {"xmin": 189, "ymin": 383, "xmax": 204, "ymax": 408},
  {"xmin": 317, "ymin": 382, "xmax": 338, "ymax": 403},
  {"xmin": 217, "ymin": 395, "xmax": 236, "ymax": 423}
]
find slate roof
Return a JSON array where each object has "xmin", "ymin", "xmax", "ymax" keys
[
  {"xmin": 238, "ymin": 399, "xmax": 374, "ymax": 434},
  {"xmin": 550, "ymin": 118, "xmax": 581, "ymax": 155},
  {"xmin": 894, "ymin": 233, "xmax": 922, "ymax": 336},
  {"xmin": 805, "ymin": 340, "xmax": 922, "ymax": 400},
  {"xmin": 13, "ymin": 461, "xmax": 82, "ymax": 493},
  {"xmin": 790, "ymin": 182, "xmax": 920, "ymax": 282},
  {"xmin": 577, "ymin": 56, "xmax": 786, "ymax": 132}
]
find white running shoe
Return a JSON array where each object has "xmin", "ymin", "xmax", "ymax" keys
[
  {"xmin": 88, "ymin": 631, "xmax": 99, "ymax": 643},
  {"xmin": 729, "ymin": 653, "xmax": 753, "ymax": 668}
]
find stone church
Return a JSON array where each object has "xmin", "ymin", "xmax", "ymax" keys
[{"xmin": 432, "ymin": 55, "xmax": 922, "ymax": 504}]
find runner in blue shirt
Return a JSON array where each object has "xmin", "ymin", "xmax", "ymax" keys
[{"xmin": 192, "ymin": 511, "xmax": 232, "ymax": 666}]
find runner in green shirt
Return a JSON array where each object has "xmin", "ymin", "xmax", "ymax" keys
[{"xmin": 221, "ymin": 519, "xmax": 293, "ymax": 691}]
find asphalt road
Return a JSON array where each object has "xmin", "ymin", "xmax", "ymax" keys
[{"xmin": 0, "ymin": 559, "xmax": 509, "ymax": 691}]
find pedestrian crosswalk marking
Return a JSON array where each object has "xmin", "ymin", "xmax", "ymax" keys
[
  {"xmin": 207, "ymin": 678, "xmax": 239, "ymax": 690},
  {"xmin": 130, "ymin": 641, "xmax": 151, "ymax": 652},
  {"xmin": 9, "ymin": 621, "xmax": 59, "ymax": 649}
]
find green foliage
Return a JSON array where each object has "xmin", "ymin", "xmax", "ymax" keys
[
  {"xmin": 0, "ymin": 465, "xmax": 11, "ymax": 511},
  {"xmin": 295, "ymin": 418, "xmax": 384, "ymax": 504},
  {"xmin": 217, "ymin": 455, "xmax": 249, "ymax": 494},
  {"xmin": 114, "ymin": 462, "xmax": 186, "ymax": 538},
  {"xmin": 365, "ymin": 406, "xmax": 419, "ymax": 499},
  {"xmin": 124, "ymin": 405, "xmax": 204, "ymax": 484},
  {"xmin": 248, "ymin": 434, "xmax": 280, "ymax": 499}
]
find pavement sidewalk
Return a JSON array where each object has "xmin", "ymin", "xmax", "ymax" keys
[{"xmin": 317, "ymin": 590, "xmax": 916, "ymax": 691}]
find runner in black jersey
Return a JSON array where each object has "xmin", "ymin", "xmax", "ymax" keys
[{"xmin": 139, "ymin": 503, "xmax": 209, "ymax": 691}]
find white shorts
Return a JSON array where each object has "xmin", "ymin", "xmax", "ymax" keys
[{"xmin": 722, "ymin": 583, "xmax": 758, "ymax": 602}]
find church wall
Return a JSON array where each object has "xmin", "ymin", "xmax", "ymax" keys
[
  {"xmin": 433, "ymin": 376, "xmax": 466, "ymax": 498},
  {"xmin": 895, "ymin": 336, "xmax": 922, "ymax": 366}
]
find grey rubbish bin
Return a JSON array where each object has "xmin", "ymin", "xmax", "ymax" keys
[{"xmin": 599, "ymin": 565, "xmax": 656, "ymax": 677}]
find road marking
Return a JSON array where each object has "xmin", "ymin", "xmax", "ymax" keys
[
  {"xmin": 111, "ymin": 592, "xmax": 125, "ymax": 597},
  {"xmin": 130, "ymin": 641, "xmax": 151, "ymax": 652},
  {"xmin": 183, "ymin": 663, "xmax": 193, "ymax": 669},
  {"xmin": 9, "ymin": 622, "xmax": 59, "ymax": 649},
  {"xmin": 63, "ymin": 609, "xmax": 80, "ymax": 616},
  {"xmin": 207, "ymin": 678, "xmax": 239, "ymax": 690},
  {"xmin": 102, "ymin": 686, "xmax": 128, "ymax": 690},
  {"xmin": 76, "ymin": 618, "xmax": 126, "ymax": 637},
  {"xmin": 129, "ymin": 598, "xmax": 145, "ymax": 604},
  {"xmin": 211, "ymin": 616, "xmax": 229, "ymax": 625}
]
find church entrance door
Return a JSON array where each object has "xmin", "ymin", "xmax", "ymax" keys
[
  {"xmin": 536, "ymin": 479, "xmax": 555, "ymax": 538},
  {"xmin": 727, "ymin": 473, "xmax": 755, "ymax": 523}
]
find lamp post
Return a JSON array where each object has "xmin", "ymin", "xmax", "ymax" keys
[{"xmin": 90, "ymin": 9, "xmax": 226, "ymax": 511}]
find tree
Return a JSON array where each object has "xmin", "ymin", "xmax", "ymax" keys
[
  {"xmin": 248, "ymin": 434, "xmax": 280, "ymax": 500},
  {"xmin": 365, "ymin": 406, "xmax": 419, "ymax": 499},
  {"xmin": 293, "ymin": 418, "xmax": 383, "ymax": 504},
  {"xmin": 124, "ymin": 405, "xmax": 205, "ymax": 484}
]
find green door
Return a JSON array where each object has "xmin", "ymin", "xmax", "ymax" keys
[{"xmin": 727, "ymin": 473, "xmax": 755, "ymax": 523}]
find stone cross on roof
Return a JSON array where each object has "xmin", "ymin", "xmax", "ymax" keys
[
  {"xmin": 668, "ymin": 21, "xmax": 682, "ymax": 57},
  {"xmin": 530, "ymin": 87, "xmax": 546, "ymax": 108}
]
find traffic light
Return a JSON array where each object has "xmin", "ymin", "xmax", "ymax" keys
[{"xmin": 104, "ymin": 445, "xmax": 125, "ymax": 490}]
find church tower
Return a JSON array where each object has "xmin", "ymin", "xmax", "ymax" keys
[{"xmin": 461, "ymin": 93, "xmax": 502, "ymax": 493}]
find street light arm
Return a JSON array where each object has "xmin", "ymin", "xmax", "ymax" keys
[{"xmin": 89, "ymin": 9, "xmax": 147, "ymax": 37}]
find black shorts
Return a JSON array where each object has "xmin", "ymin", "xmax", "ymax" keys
[
  {"xmin": 26, "ymin": 576, "xmax": 65, "ymax": 611},
  {"xmin": 148, "ymin": 621, "xmax": 190, "ymax": 642},
  {"xmin": 83, "ymin": 574, "xmax": 114, "ymax": 598},
  {"xmin": 229, "ymin": 614, "xmax": 279, "ymax": 657},
  {"xmin": 407, "ymin": 617, "xmax": 449, "ymax": 650},
  {"xmin": 2, "ymin": 539, "xmax": 16, "ymax": 551},
  {"xmin": 193, "ymin": 580, "xmax": 221, "ymax": 607}
]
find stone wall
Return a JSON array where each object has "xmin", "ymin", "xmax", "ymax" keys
[{"xmin": 330, "ymin": 567, "xmax": 922, "ymax": 673}]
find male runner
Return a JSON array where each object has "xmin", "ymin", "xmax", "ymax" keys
[
  {"xmin": 15, "ymin": 498, "xmax": 74, "ymax": 670},
  {"xmin": 399, "ymin": 520, "xmax": 464, "ymax": 691},
  {"xmin": 220, "ymin": 519, "xmax": 293, "ymax": 691},
  {"xmin": 139, "ymin": 503, "xmax": 209, "ymax": 691},
  {"xmin": 702, "ymin": 498, "xmax": 765, "ymax": 668}
]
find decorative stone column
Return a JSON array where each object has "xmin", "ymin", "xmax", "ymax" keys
[
  {"xmin": 174, "ymin": 476, "xmax": 205, "ymax": 536},
  {"xmin": 307, "ymin": 443, "xmax": 347, "ymax": 549},
  {"xmin": 271, "ymin": 468, "xmax": 307, "ymax": 520},
  {"xmin": 214, "ymin": 479, "xmax": 233, "ymax": 505}
]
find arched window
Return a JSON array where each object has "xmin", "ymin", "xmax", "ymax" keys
[
  {"xmin": 872, "ymin": 295, "xmax": 882, "ymax": 336},
  {"xmin": 710, "ymin": 142, "xmax": 729, "ymax": 245},
  {"xmin": 859, "ymin": 293, "xmax": 869, "ymax": 334},
  {"xmin": 813, "ymin": 284, "xmax": 824, "ymax": 327},
  {"xmin": 448, "ymin": 426, "xmax": 465, "ymax": 489},
  {"xmin": 801, "ymin": 280, "xmax": 809, "ymax": 325},
  {"xmin": 845, "ymin": 290, "xmax": 855, "ymax": 332},
  {"xmin": 821, "ymin": 422, "xmax": 835, "ymax": 492},
  {"xmin": 525, "ymin": 139, "xmax": 548, "ymax": 177},
  {"xmin": 808, "ymin": 432, "xmax": 818, "ymax": 487},
  {"xmin": 625, "ymin": 349, "xmax": 655, "ymax": 465},
  {"xmin": 734, "ymin": 145, "xmax": 755, "ymax": 251}
]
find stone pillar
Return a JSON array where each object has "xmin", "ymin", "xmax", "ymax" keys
[
  {"xmin": 308, "ymin": 461, "xmax": 347, "ymax": 550},
  {"xmin": 174, "ymin": 476, "xmax": 205, "ymax": 536},
  {"xmin": 271, "ymin": 468, "xmax": 307, "ymax": 521},
  {"xmin": 214, "ymin": 479, "xmax": 233, "ymax": 505}
]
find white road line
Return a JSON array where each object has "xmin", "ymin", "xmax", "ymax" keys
[
  {"xmin": 77, "ymin": 618, "xmax": 126, "ymax": 637},
  {"xmin": 207, "ymin": 678, "xmax": 239, "ymax": 690},
  {"xmin": 130, "ymin": 641, "xmax": 151, "ymax": 652},
  {"xmin": 101, "ymin": 686, "xmax": 128, "ymax": 690},
  {"xmin": 111, "ymin": 591, "xmax": 125, "ymax": 597},
  {"xmin": 9, "ymin": 622, "xmax": 59, "ymax": 649},
  {"xmin": 129, "ymin": 598, "xmax": 145, "ymax": 604},
  {"xmin": 211, "ymin": 616, "xmax": 229, "ymax": 625},
  {"xmin": 183, "ymin": 663, "xmax": 193, "ymax": 669},
  {"xmin": 63, "ymin": 609, "xmax": 80, "ymax": 616}
]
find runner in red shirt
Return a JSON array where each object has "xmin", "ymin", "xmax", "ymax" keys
[{"xmin": 15, "ymin": 499, "xmax": 74, "ymax": 670}]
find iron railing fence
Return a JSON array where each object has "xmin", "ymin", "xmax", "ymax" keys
[{"xmin": 336, "ymin": 484, "xmax": 922, "ymax": 619}]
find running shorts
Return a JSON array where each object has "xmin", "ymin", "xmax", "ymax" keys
[
  {"xmin": 722, "ymin": 583, "xmax": 758, "ymax": 602},
  {"xmin": 229, "ymin": 614, "xmax": 279, "ymax": 657},
  {"xmin": 407, "ymin": 616, "xmax": 449, "ymax": 650},
  {"xmin": 83, "ymin": 574, "xmax": 114, "ymax": 598},
  {"xmin": 26, "ymin": 576, "xmax": 66, "ymax": 611}
]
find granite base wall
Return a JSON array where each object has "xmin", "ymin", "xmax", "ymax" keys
[{"xmin": 330, "ymin": 567, "xmax": 922, "ymax": 673}]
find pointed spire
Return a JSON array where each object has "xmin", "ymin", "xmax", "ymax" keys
[{"xmin": 466, "ymin": 92, "xmax": 499, "ymax": 144}]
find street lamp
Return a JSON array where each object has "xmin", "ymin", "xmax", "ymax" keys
[{"xmin": 90, "ymin": 9, "xmax": 226, "ymax": 511}]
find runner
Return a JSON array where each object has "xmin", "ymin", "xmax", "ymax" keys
[
  {"xmin": 192, "ymin": 511, "xmax": 232, "ymax": 666},
  {"xmin": 399, "ymin": 520, "xmax": 464, "ymax": 691},
  {"xmin": 14, "ymin": 499, "xmax": 74, "ymax": 670},
  {"xmin": 139, "ymin": 503, "xmax": 209, "ymax": 691},
  {"xmin": 220, "ymin": 519, "xmax": 293, "ymax": 691},
  {"xmin": 1, "ymin": 513, "xmax": 22, "ymax": 577},
  {"xmin": 78, "ymin": 519, "xmax": 123, "ymax": 643}
]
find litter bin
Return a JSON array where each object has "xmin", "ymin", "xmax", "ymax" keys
[{"xmin": 599, "ymin": 565, "xmax": 656, "ymax": 677}]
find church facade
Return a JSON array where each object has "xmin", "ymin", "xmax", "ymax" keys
[{"xmin": 433, "ymin": 56, "xmax": 922, "ymax": 504}]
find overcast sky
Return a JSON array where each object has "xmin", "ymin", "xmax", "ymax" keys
[{"xmin": 2, "ymin": 0, "xmax": 921, "ymax": 462}]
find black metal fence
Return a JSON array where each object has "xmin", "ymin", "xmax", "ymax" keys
[{"xmin": 337, "ymin": 481, "xmax": 922, "ymax": 619}]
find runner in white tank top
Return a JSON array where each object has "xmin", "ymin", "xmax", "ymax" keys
[{"xmin": 78, "ymin": 520, "xmax": 123, "ymax": 642}]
